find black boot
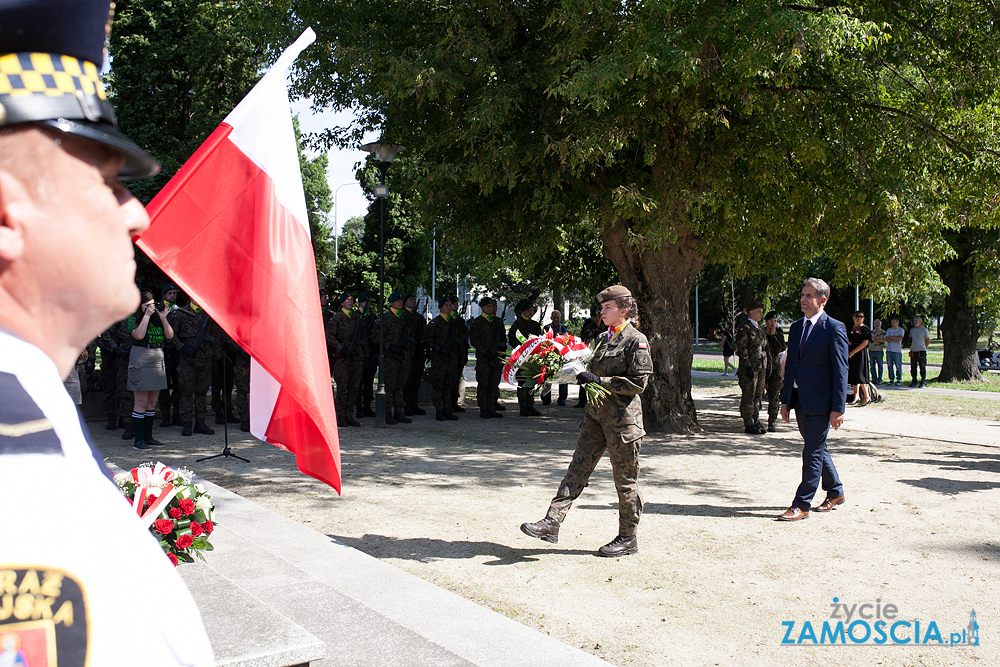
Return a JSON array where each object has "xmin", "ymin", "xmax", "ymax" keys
[
  {"xmin": 385, "ymin": 412, "xmax": 397, "ymax": 425},
  {"xmin": 444, "ymin": 410, "xmax": 459, "ymax": 421},
  {"xmin": 194, "ymin": 420, "xmax": 215, "ymax": 435},
  {"xmin": 520, "ymin": 518, "xmax": 560, "ymax": 544},
  {"xmin": 181, "ymin": 422, "xmax": 193, "ymax": 437},
  {"xmin": 480, "ymin": 409, "xmax": 493, "ymax": 419},
  {"xmin": 393, "ymin": 411, "xmax": 412, "ymax": 424},
  {"xmin": 436, "ymin": 410, "xmax": 447, "ymax": 422},
  {"xmin": 489, "ymin": 410, "xmax": 503, "ymax": 419},
  {"xmin": 160, "ymin": 410, "xmax": 171, "ymax": 428},
  {"xmin": 105, "ymin": 414, "xmax": 118, "ymax": 430},
  {"xmin": 214, "ymin": 413, "xmax": 227, "ymax": 425},
  {"xmin": 337, "ymin": 415, "xmax": 347, "ymax": 427},
  {"xmin": 345, "ymin": 415, "xmax": 361, "ymax": 427},
  {"xmin": 753, "ymin": 419, "xmax": 767, "ymax": 434},
  {"xmin": 767, "ymin": 420, "xmax": 777, "ymax": 433},
  {"xmin": 410, "ymin": 405, "xmax": 427, "ymax": 415},
  {"xmin": 122, "ymin": 421, "xmax": 133, "ymax": 440},
  {"xmin": 493, "ymin": 403, "xmax": 506, "ymax": 412},
  {"xmin": 744, "ymin": 422, "xmax": 759, "ymax": 434},
  {"xmin": 451, "ymin": 404, "xmax": 466, "ymax": 413}
]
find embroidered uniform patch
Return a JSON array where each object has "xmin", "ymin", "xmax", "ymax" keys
[
  {"xmin": 638, "ymin": 342, "xmax": 648, "ymax": 349},
  {"xmin": 0, "ymin": 566, "xmax": 89, "ymax": 666}
]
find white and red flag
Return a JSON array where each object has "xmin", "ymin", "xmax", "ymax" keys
[{"xmin": 136, "ymin": 28, "xmax": 341, "ymax": 492}]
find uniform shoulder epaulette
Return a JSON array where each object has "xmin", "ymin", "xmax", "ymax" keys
[{"xmin": 0, "ymin": 371, "xmax": 61, "ymax": 455}]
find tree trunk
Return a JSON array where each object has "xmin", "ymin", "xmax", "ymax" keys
[
  {"xmin": 601, "ymin": 219, "xmax": 703, "ymax": 434},
  {"xmin": 936, "ymin": 232, "xmax": 982, "ymax": 382},
  {"xmin": 553, "ymin": 286, "xmax": 565, "ymax": 319}
]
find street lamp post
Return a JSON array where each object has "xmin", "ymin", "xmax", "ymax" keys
[{"xmin": 359, "ymin": 141, "xmax": 406, "ymax": 428}]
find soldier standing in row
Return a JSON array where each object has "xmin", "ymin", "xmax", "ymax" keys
[
  {"xmin": 736, "ymin": 302, "xmax": 768, "ymax": 434},
  {"xmin": 381, "ymin": 291, "xmax": 412, "ymax": 425},
  {"xmin": 574, "ymin": 306, "xmax": 604, "ymax": 408},
  {"xmin": 425, "ymin": 297, "xmax": 460, "ymax": 421},
  {"xmin": 355, "ymin": 292, "xmax": 379, "ymax": 419},
  {"xmin": 98, "ymin": 322, "xmax": 127, "ymax": 431},
  {"xmin": 520, "ymin": 286, "xmax": 654, "ymax": 557},
  {"xmin": 403, "ymin": 294, "xmax": 428, "ymax": 415},
  {"xmin": 169, "ymin": 300, "xmax": 220, "ymax": 437},
  {"xmin": 326, "ymin": 291, "xmax": 364, "ymax": 427},
  {"xmin": 449, "ymin": 296, "xmax": 469, "ymax": 414},
  {"xmin": 469, "ymin": 297, "xmax": 506, "ymax": 419},
  {"xmin": 508, "ymin": 300, "xmax": 542, "ymax": 416},
  {"xmin": 764, "ymin": 310, "xmax": 786, "ymax": 432}
]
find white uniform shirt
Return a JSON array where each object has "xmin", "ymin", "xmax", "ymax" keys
[{"xmin": 0, "ymin": 329, "xmax": 214, "ymax": 666}]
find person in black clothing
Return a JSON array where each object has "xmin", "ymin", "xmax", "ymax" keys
[{"xmin": 508, "ymin": 300, "xmax": 542, "ymax": 416}]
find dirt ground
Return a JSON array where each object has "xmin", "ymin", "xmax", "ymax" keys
[{"xmin": 93, "ymin": 382, "xmax": 999, "ymax": 667}]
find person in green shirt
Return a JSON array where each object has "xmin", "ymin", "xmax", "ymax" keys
[{"xmin": 125, "ymin": 291, "xmax": 175, "ymax": 450}]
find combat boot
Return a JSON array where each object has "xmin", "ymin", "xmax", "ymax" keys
[
  {"xmin": 121, "ymin": 422, "xmax": 133, "ymax": 440},
  {"xmin": 172, "ymin": 414, "xmax": 185, "ymax": 426},
  {"xmin": 345, "ymin": 416, "xmax": 361, "ymax": 427},
  {"xmin": 754, "ymin": 419, "xmax": 767, "ymax": 434},
  {"xmin": 181, "ymin": 422, "xmax": 193, "ymax": 436},
  {"xmin": 520, "ymin": 517, "xmax": 560, "ymax": 544},
  {"xmin": 337, "ymin": 415, "xmax": 347, "ymax": 427},
  {"xmin": 480, "ymin": 409, "xmax": 493, "ymax": 419},
  {"xmin": 451, "ymin": 404, "xmax": 466, "ymax": 413},
  {"xmin": 767, "ymin": 420, "xmax": 777, "ymax": 433},
  {"xmin": 105, "ymin": 414, "xmax": 118, "ymax": 430},
  {"xmin": 403, "ymin": 406, "xmax": 413, "ymax": 416},
  {"xmin": 410, "ymin": 405, "xmax": 427, "ymax": 415},
  {"xmin": 436, "ymin": 410, "xmax": 447, "ymax": 422},
  {"xmin": 598, "ymin": 535, "xmax": 638, "ymax": 557},
  {"xmin": 194, "ymin": 420, "xmax": 216, "ymax": 435},
  {"xmin": 214, "ymin": 413, "xmax": 226, "ymax": 425},
  {"xmin": 743, "ymin": 421, "xmax": 759, "ymax": 434},
  {"xmin": 444, "ymin": 410, "xmax": 459, "ymax": 421},
  {"xmin": 384, "ymin": 412, "xmax": 397, "ymax": 425},
  {"xmin": 489, "ymin": 410, "xmax": 503, "ymax": 419},
  {"xmin": 493, "ymin": 403, "xmax": 505, "ymax": 412},
  {"xmin": 393, "ymin": 411, "xmax": 412, "ymax": 424},
  {"xmin": 240, "ymin": 420, "xmax": 251, "ymax": 432}
]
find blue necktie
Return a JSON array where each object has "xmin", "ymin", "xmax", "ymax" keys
[{"xmin": 799, "ymin": 319, "xmax": 812, "ymax": 359}]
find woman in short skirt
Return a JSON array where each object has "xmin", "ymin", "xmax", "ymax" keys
[{"xmin": 126, "ymin": 291, "xmax": 174, "ymax": 450}]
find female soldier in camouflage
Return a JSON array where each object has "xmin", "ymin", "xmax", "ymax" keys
[{"xmin": 520, "ymin": 285, "xmax": 654, "ymax": 557}]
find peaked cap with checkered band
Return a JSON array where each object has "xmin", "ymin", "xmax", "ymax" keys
[{"xmin": 0, "ymin": 0, "xmax": 159, "ymax": 179}]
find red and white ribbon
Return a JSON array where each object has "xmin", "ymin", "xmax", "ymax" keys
[{"xmin": 131, "ymin": 462, "xmax": 181, "ymax": 528}]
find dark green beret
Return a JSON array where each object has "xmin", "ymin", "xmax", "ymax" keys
[
  {"xmin": 515, "ymin": 300, "xmax": 534, "ymax": 314},
  {"xmin": 479, "ymin": 297, "xmax": 496, "ymax": 307},
  {"xmin": 338, "ymin": 291, "xmax": 352, "ymax": 304},
  {"xmin": 764, "ymin": 310, "xmax": 778, "ymax": 321},
  {"xmin": 403, "ymin": 292, "xmax": 416, "ymax": 302},
  {"xmin": 438, "ymin": 296, "xmax": 450, "ymax": 308},
  {"xmin": 356, "ymin": 291, "xmax": 370, "ymax": 302},
  {"xmin": 387, "ymin": 291, "xmax": 404, "ymax": 303}
]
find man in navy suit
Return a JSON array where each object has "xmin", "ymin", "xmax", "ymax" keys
[{"xmin": 778, "ymin": 278, "xmax": 849, "ymax": 521}]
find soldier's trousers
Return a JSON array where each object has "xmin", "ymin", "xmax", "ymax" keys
[
  {"xmin": 234, "ymin": 356, "xmax": 250, "ymax": 422},
  {"xmin": 333, "ymin": 355, "xmax": 364, "ymax": 419},
  {"xmin": 178, "ymin": 357, "xmax": 213, "ymax": 423},
  {"xmin": 356, "ymin": 353, "xmax": 378, "ymax": 414},
  {"xmin": 738, "ymin": 368, "xmax": 766, "ymax": 425},
  {"xmin": 116, "ymin": 358, "xmax": 132, "ymax": 419},
  {"xmin": 546, "ymin": 415, "xmax": 643, "ymax": 537},
  {"xmin": 158, "ymin": 349, "xmax": 181, "ymax": 419},
  {"xmin": 765, "ymin": 370, "xmax": 783, "ymax": 424},
  {"xmin": 100, "ymin": 351, "xmax": 118, "ymax": 417},
  {"xmin": 383, "ymin": 353, "xmax": 409, "ymax": 412},
  {"xmin": 404, "ymin": 348, "xmax": 426, "ymax": 408},
  {"xmin": 428, "ymin": 354, "xmax": 458, "ymax": 411},
  {"xmin": 475, "ymin": 357, "xmax": 501, "ymax": 411}
]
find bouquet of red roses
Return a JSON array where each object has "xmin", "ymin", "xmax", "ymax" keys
[
  {"xmin": 115, "ymin": 462, "xmax": 216, "ymax": 566},
  {"xmin": 503, "ymin": 329, "xmax": 612, "ymax": 405}
]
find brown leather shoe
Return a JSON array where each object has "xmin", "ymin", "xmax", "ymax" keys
[
  {"xmin": 814, "ymin": 495, "xmax": 845, "ymax": 512},
  {"xmin": 777, "ymin": 506, "xmax": 809, "ymax": 521},
  {"xmin": 520, "ymin": 518, "xmax": 560, "ymax": 544}
]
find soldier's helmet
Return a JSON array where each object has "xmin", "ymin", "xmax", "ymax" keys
[{"xmin": 0, "ymin": 0, "xmax": 160, "ymax": 179}]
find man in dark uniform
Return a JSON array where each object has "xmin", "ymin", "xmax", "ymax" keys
[
  {"xmin": 469, "ymin": 296, "xmax": 506, "ymax": 418},
  {"xmin": 520, "ymin": 286, "xmax": 654, "ymax": 557},
  {"xmin": 449, "ymin": 295, "xmax": 469, "ymax": 413},
  {"xmin": 508, "ymin": 300, "xmax": 542, "ymax": 416},
  {"xmin": 380, "ymin": 291, "xmax": 412, "ymax": 425},
  {"xmin": 736, "ymin": 302, "xmax": 768, "ymax": 434},
  {"xmin": 0, "ymin": 1, "xmax": 214, "ymax": 659},
  {"xmin": 355, "ymin": 291, "xmax": 378, "ymax": 418},
  {"xmin": 575, "ymin": 305, "xmax": 604, "ymax": 408},
  {"xmin": 403, "ymin": 293, "xmax": 428, "ymax": 415},
  {"xmin": 169, "ymin": 300, "xmax": 221, "ymax": 436},
  {"xmin": 764, "ymin": 310, "xmax": 786, "ymax": 432},
  {"xmin": 424, "ymin": 297, "xmax": 460, "ymax": 421},
  {"xmin": 326, "ymin": 291, "xmax": 364, "ymax": 427},
  {"xmin": 157, "ymin": 282, "xmax": 182, "ymax": 427},
  {"xmin": 97, "ymin": 322, "xmax": 125, "ymax": 430}
]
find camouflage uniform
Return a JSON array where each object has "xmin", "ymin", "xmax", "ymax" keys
[
  {"xmin": 736, "ymin": 317, "xmax": 768, "ymax": 428},
  {"xmin": 403, "ymin": 308, "xmax": 428, "ymax": 412},
  {"xmin": 424, "ymin": 313, "xmax": 460, "ymax": 415},
  {"xmin": 102, "ymin": 319, "xmax": 134, "ymax": 421},
  {"xmin": 326, "ymin": 307, "xmax": 366, "ymax": 423},
  {"xmin": 469, "ymin": 313, "xmax": 506, "ymax": 415},
  {"xmin": 545, "ymin": 323, "xmax": 654, "ymax": 537},
  {"xmin": 355, "ymin": 308, "xmax": 378, "ymax": 418},
  {"xmin": 381, "ymin": 307, "xmax": 412, "ymax": 416},
  {"xmin": 168, "ymin": 306, "xmax": 222, "ymax": 425},
  {"xmin": 508, "ymin": 314, "xmax": 542, "ymax": 415},
  {"xmin": 765, "ymin": 326, "xmax": 786, "ymax": 427}
]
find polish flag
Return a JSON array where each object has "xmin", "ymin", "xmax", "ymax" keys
[{"xmin": 136, "ymin": 29, "xmax": 341, "ymax": 493}]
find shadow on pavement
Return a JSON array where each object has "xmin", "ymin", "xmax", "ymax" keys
[{"xmin": 330, "ymin": 533, "xmax": 594, "ymax": 565}]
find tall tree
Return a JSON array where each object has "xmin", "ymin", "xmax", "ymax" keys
[{"xmin": 278, "ymin": 1, "xmax": 1000, "ymax": 431}]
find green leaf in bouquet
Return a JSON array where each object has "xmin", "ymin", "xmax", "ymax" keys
[{"xmin": 176, "ymin": 551, "xmax": 195, "ymax": 563}]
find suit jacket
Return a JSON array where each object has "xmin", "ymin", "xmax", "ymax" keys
[{"xmin": 781, "ymin": 311, "xmax": 849, "ymax": 415}]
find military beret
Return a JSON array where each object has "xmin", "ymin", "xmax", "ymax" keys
[
  {"xmin": 356, "ymin": 291, "xmax": 369, "ymax": 302},
  {"xmin": 747, "ymin": 301, "xmax": 765, "ymax": 312},
  {"xmin": 764, "ymin": 310, "xmax": 778, "ymax": 321},
  {"xmin": 162, "ymin": 282, "xmax": 178, "ymax": 293},
  {"xmin": 0, "ymin": 0, "xmax": 160, "ymax": 179},
  {"xmin": 338, "ymin": 291, "xmax": 352, "ymax": 304},
  {"xmin": 597, "ymin": 285, "xmax": 631, "ymax": 303},
  {"xmin": 403, "ymin": 292, "xmax": 416, "ymax": 302},
  {"xmin": 448, "ymin": 295, "xmax": 459, "ymax": 304},
  {"xmin": 387, "ymin": 291, "xmax": 404, "ymax": 303},
  {"xmin": 479, "ymin": 297, "xmax": 495, "ymax": 307},
  {"xmin": 515, "ymin": 300, "xmax": 534, "ymax": 314},
  {"xmin": 438, "ymin": 296, "xmax": 450, "ymax": 308}
]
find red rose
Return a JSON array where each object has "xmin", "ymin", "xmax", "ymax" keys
[
  {"xmin": 179, "ymin": 499, "xmax": 196, "ymax": 515},
  {"xmin": 175, "ymin": 534, "xmax": 194, "ymax": 549},
  {"xmin": 189, "ymin": 521, "xmax": 204, "ymax": 537},
  {"xmin": 168, "ymin": 507, "xmax": 183, "ymax": 519},
  {"xmin": 167, "ymin": 553, "xmax": 179, "ymax": 567},
  {"xmin": 153, "ymin": 519, "xmax": 174, "ymax": 535},
  {"xmin": 203, "ymin": 520, "xmax": 214, "ymax": 534}
]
